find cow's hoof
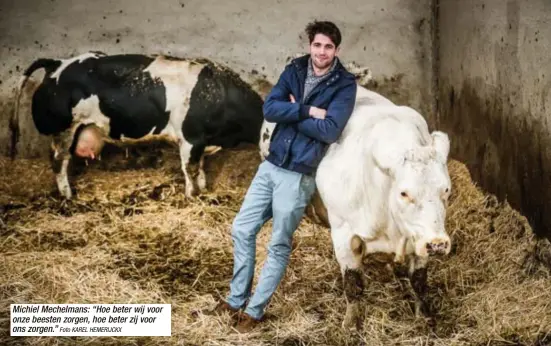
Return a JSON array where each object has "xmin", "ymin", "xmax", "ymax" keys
[
  {"xmin": 414, "ymin": 300, "xmax": 431, "ymax": 318},
  {"xmin": 414, "ymin": 301, "xmax": 436, "ymax": 328},
  {"xmin": 416, "ymin": 313, "xmax": 437, "ymax": 329},
  {"xmin": 426, "ymin": 316, "xmax": 437, "ymax": 329},
  {"xmin": 61, "ymin": 189, "xmax": 73, "ymax": 200},
  {"xmin": 185, "ymin": 184, "xmax": 195, "ymax": 198},
  {"xmin": 342, "ymin": 305, "xmax": 362, "ymax": 331},
  {"xmin": 196, "ymin": 174, "xmax": 207, "ymax": 192},
  {"xmin": 342, "ymin": 315, "xmax": 361, "ymax": 331}
]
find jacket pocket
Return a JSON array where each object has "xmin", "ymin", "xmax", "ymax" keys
[{"xmin": 299, "ymin": 138, "xmax": 325, "ymax": 168}]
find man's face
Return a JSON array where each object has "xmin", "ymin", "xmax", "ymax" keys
[{"xmin": 309, "ymin": 33, "xmax": 339, "ymax": 70}]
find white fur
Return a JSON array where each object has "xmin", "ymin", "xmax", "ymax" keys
[
  {"xmin": 143, "ymin": 56, "xmax": 202, "ymax": 138},
  {"xmin": 56, "ymin": 158, "xmax": 71, "ymax": 199},
  {"xmin": 72, "ymin": 95, "xmax": 111, "ymax": 133},
  {"xmin": 315, "ymin": 85, "xmax": 452, "ymax": 273},
  {"xmin": 258, "ymin": 120, "xmax": 275, "ymax": 160},
  {"xmin": 50, "ymin": 52, "xmax": 103, "ymax": 83},
  {"xmin": 143, "ymin": 57, "xmax": 209, "ymax": 196}
]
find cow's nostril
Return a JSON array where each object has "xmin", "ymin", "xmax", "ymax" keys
[{"xmin": 426, "ymin": 240, "xmax": 450, "ymax": 256}]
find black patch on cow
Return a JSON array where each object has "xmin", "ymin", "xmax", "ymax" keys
[
  {"xmin": 163, "ymin": 56, "xmax": 182, "ymax": 61},
  {"xmin": 190, "ymin": 58, "xmax": 213, "ymax": 66},
  {"xmin": 23, "ymin": 58, "xmax": 62, "ymax": 77},
  {"xmin": 161, "ymin": 55, "xmax": 187, "ymax": 61},
  {"xmin": 343, "ymin": 268, "xmax": 364, "ymax": 301},
  {"xmin": 182, "ymin": 62, "xmax": 264, "ymax": 156},
  {"xmin": 411, "ymin": 267, "xmax": 428, "ymax": 299},
  {"xmin": 29, "ymin": 54, "xmax": 169, "ymax": 139},
  {"xmin": 68, "ymin": 123, "xmax": 88, "ymax": 156},
  {"xmin": 410, "ymin": 266, "xmax": 432, "ymax": 318},
  {"xmin": 262, "ymin": 128, "xmax": 271, "ymax": 142}
]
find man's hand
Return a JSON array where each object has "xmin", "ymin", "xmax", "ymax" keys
[
  {"xmin": 309, "ymin": 106, "xmax": 326, "ymax": 119},
  {"xmin": 289, "ymin": 94, "xmax": 326, "ymax": 119}
]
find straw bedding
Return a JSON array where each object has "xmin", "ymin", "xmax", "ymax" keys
[{"xmin": 0, "ymin": 142, "xmax": 550, "ymax": 346}]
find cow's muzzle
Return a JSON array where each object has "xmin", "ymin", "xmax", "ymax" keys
[{"xmin": 425, "ymin": 237, "xmax": 450, "ymax": 256}]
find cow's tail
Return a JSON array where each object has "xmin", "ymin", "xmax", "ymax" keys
[{"xmin": 10, "ymin": 58, "xmax": 61, "ymax": 159}]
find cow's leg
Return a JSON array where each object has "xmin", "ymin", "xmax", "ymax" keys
[
  {"xmin": 51, "ymin": 131, "xmax": 75, "ymax": 199},
  {"xmin": 178, "ymin": 138, "xmax": 195, "ymax": 197},
  {"xmin": 196, "ymin": 149, "xmax": 207, "ymax": 192},
  {"xmin": 189, "ymin": 143, "xmax": 206, "ymax": 193},
  {"xmin": 408, "ymin": 256, "xmax": 435, "ymax": 325},
  {"xmin": 331, "ymin": 221, "xmax": 365, "ymax": 330}
]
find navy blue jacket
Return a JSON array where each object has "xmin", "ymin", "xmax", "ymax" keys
[{"xmin": 263, "ymin": 54, "xmax": 357, "ymax": 175}]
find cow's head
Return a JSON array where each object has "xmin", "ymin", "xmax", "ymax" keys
[{"xmin": 388, "ymin": 131, "xmax": 452, "ymax": 258}]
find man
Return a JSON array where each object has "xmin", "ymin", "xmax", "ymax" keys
[{"xmin": 208, "ymin": 20, "xmax": 357, "ymax": 333}]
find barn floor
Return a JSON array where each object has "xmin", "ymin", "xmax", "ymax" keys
[{"xmin": 1, "ymin": 144, "xmax": 550, "ymax": 346}]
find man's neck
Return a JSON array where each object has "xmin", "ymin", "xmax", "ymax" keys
[{"xmin": 313, "ymin": 66, "xmax": 330, "ymax": 76}]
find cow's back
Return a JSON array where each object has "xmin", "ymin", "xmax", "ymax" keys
[
  {"xmin": 182, "ymin": 63, "xmax": 265, "ymax": 148},
  {"xmin": 57, "ymin": 54, "xmax": 155, "ymax": 86},
  {"xmin": 89, "ymin": 55, "xmax": 170, "ymax": 139},
  {"xmin": 29, "ymin": 53, "xmax": 170, "ymax": 139}
]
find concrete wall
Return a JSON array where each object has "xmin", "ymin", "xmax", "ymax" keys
[
  {"xmin": 0, "ymin": 0, "xmax": 435, "ymax": 158},
  {"xmin": 437, "ymin": 0, "xmax": 551, "ymax": 238}
]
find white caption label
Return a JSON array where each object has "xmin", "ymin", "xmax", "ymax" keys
[{"xmin": 10, "ymin": 304, "xmax": 171, "ymax": 336}]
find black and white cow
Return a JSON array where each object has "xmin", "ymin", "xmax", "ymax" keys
[{"xmin": 11, "ymin": 51, "xmax": 266, "ymax": 198}]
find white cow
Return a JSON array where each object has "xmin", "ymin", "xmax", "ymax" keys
[{"xmin": 315, "ymin": 85, "xmax": 452, "ymax": 329}]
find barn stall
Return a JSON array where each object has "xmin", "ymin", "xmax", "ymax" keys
[{"xmin": 1, "ymin": 0, "xmax": 551, "ymax": 345}]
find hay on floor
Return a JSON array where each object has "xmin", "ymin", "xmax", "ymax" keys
[{"xmin": 0, "ymin": 143, "xmax": 550, "ymax": 346}]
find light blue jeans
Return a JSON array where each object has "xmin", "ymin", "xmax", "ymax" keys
[{"xmin": 226, "ymin": 160, "xmax": 316, "ymax": 320}]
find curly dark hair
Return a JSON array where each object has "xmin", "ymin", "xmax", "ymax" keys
[{"xmin": 305, "ymin": 20, "xmax": 342, "ymax": 47}]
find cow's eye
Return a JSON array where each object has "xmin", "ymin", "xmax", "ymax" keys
[{"xmin": 400, "ymin": 191, "xmax": 415, "ymax": 204}]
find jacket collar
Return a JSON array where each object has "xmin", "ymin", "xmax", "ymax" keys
[{"xmin": 292, "ymin": 54, "xmax": 353, "ymax": 88}]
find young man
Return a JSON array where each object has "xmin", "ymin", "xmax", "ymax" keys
[{"xmin": 208, "ymin": 20, "xmax": 358, "ymax": 332}]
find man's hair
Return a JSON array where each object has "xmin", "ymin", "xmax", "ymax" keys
[{"xmin": 305, "ymin": 20, "xmax": 342, "ymax": 47}]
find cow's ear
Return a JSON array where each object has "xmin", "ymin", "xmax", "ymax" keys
[{"xmin": 431, "ymin": 131, "xmax": 450, "ymax": 162}]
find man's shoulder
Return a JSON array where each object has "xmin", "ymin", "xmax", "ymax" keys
[
  {"xmin": 287, "ymin": 54, "xmax": 310, "ymax": 70},
  {"xmin": 274, "ymin": 55, "xmax": 308, "ymax": 83}
]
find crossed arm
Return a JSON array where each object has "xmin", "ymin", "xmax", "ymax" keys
[{"xmin": 262, "ymin": 66, "xmax": 357, "ymax": 144}]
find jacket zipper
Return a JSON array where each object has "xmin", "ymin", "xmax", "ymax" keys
[{"xmin": 303, "ymin": 72, "xmax": 340, "ymax": 105}]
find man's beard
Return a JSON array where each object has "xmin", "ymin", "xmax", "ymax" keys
[{"xmin": 313, "ymin": 57, "xmax": 333, "ymax": 70}]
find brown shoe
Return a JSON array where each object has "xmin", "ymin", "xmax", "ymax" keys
[
  {"xmin": 234, "ymin": 312, "xmax": 262, "ymax": 333},
  {"xmin": 203, "ymin": 300, "xmax": 240, "ymax": 318}
]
